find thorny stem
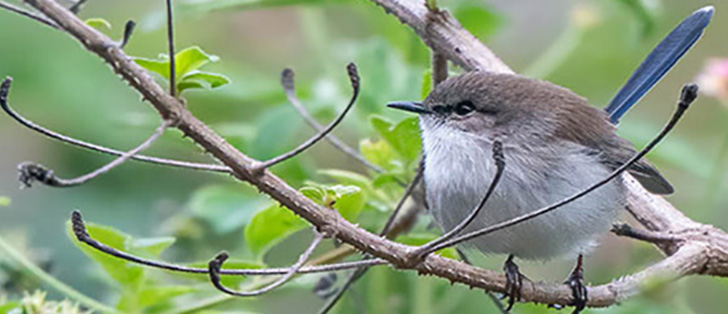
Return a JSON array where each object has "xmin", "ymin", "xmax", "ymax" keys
[
  {"xmin": 429, "ymin": 84, "xmax": 699, "ymax": 253},
  {"xmin": 208, "ymin": 231, "xmax": 324, "ymax": 297},
  {"xmin": 254, "ymin": 63, "xmax": 360, "ymax": 170},
  {"xmin": 281, "ymin": 68, "xmax": 383, "ymax": 173},
  {"xmin": 17, "ymin": 119, "xmax": 171, "ymax": 188}
]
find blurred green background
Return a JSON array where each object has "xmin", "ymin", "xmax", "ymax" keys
[{"xmin": 1, "ymin": 0, "xmax": 728, "ymax": 313}]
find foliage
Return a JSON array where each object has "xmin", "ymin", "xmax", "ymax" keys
[{"xmin": 134, "ymin": 46, "xmax": 230, "ymax": 94}]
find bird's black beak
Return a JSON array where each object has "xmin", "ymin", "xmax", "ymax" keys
[{"xmin": 386, "ymin": 101, "xmax": 431, "ymax": 114}]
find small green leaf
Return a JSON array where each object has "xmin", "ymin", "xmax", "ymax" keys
[
  {"xmin": 181, "ymin": 71, "xmax": 230, "ymax": 89},
  {"xmin": 66, "ymin": 221, "xmax": 145, "ymax": 287},
  {"xmin": 174, "ymin": 46, "xmax": 219, "ymax": 80},
  {"xmin": 360, "ymin": 139, "xmax": 398, "ymax": 171},
  {"xmin": 137, "ymin": 285, "xmax": 196, "ymax": 308},
  {"xmin": 85, "ymin": 18, "xmax": 112, "ymax": 31},
  {"xmin": 370, "ymin": 116, "xmax": 422, "ymax": 164},
  {"xmin": 189, "ymin": 185, "xmax": 271, "ymax": 234},
  {"xmin": 129, "ymin": 237, "xmax": 175, "ymax": 257},
  {"xmin": 0, "ymin": 196, "xmax": 9, "ymax": 207},
  {"xmin": 326, "ymin": 185, "xmax": 364, "ymax": 222},
  {"xmin": 0, "ymin": 302, "xmax": 19, "ymax": 313},
  {"xmin": 176, "ymin": 80, "xmax": 206, "ymax": 92},
  {"xmin": 134, "ymin": 58, "xmax": 170, "ymax": 79},
  {"xmin": 244, "ymin": 204, "xmax": 307, "ymax": 256},
  {"xmin": 421, "ymin": 70, "xmax": 432, "ymax": 99},
  {"xmin": 300, "ymin": 186, "xmax": 326, "ymax": 204}
]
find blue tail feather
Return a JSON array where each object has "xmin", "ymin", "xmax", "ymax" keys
[{"xmin": 605, "ymin": 6, "xmax": 714, "ymax": 124}]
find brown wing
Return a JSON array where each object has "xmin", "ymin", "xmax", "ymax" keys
[{"xmin": 549, "ymin": 84, "xmax": 674, "ymax": 195}]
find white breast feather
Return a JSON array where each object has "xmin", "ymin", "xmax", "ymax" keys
[{"xmin": 422, "ymin": 122, "xmax": 625, "ymax": 260}]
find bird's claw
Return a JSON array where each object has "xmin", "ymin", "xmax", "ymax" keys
[{"xmin": 503, "ymin": 255, "xmax": 523, "ymax": 311}]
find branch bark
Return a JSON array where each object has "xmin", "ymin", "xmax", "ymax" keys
[{"xmin": 15, "ymin": 0, "xmax": 728, "ymax": 309}]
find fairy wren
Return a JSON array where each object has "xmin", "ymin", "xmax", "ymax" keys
[{"xmin": 390, "ymin": 72, "xmax": 672, "ymax": 260}]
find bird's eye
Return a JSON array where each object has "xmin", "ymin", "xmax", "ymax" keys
[
  {"xmin": 432, "ymin": 105, "xmax": 450, "ymax": 115},
  {"xmin": 454, "ymin": 101, "xmax": 475, "ymax": 116}
]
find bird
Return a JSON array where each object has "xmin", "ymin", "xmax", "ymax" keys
[{"xmin": 387, "ymin": 6, "xmax": 713, "ymax": 313}]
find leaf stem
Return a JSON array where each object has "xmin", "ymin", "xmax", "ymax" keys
[{"xmin": 0, "ymin": 234, "xmax": 120, "ymax": 313}]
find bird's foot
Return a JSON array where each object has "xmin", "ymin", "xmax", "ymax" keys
[
  {"xmin": 565, "ymin": 255, "xmax": 588, "ymax": 314},
  {"xmin": 503, "ymin": 255, "xmax": 525, "ymax": 311}
]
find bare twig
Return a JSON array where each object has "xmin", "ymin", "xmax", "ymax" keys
[
  {"xmin": 253, "ymin": 63, "xmax": 360, "ymax": 170},
  {"xmin": 281, "ymin": 68, "xmax": 383, "ymax": 173},
  {"xmin": 166, "ymin": 0, "xmax": 176, "ymax": 97},
  {"xmin": 71, "ymin": 211, "xmax": 387, "ymax": 275},
  {"xmin": 0, "ymin": 76, "xmax": 231, "ymax": 173},
  {"xmin": 68, "ymin": 0, "xmax": 87, "ymax": 14},
  {"xmin": 209, "ymin": 231, "xmax": 323, "ymax": 297},
  {"xmin": 16, "ymin": 0, "xmax": 728, "ymax": 309},
  {"xmin": 611, "ymin": 223, "xmax": 682, "ymax": 246},
  {"xmin": 0, "ymin": 1, "xmax": 58, "ymax": 29},
  {"xmin": 17, "ymin": 118, "xmax": 171, "ymax": 188},
  {"xmin": 119, "ymin": 20, "xmax": 135, "ymax": 49},
  {"xmin": 412, "ymin": 141, "xmax": 504, "ymax": 258},
  {"xmin": 428, "ymin": 84, "xmax": 698, "ymax": 253}
]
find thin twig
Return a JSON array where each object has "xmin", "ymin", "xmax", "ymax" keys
[
  {"xmin": 611, "ymin": 223, "xmax": 682, "ymax": 245},
  {"xmin": 254, "ymin": 63, "xmax": 360, "ymax": 170},
  {"xmin": 119, "ymin": 20, "xmax": 135, "ymax": 49},
  {"xmin": 208, "ymin": 231, "xmax": 323, "ymax": 297},
  {"xmin": 413, "ymin": 141, "xmax": 504, "ymax": 258},
  {"xmin": 68, "ymin": 0, "xmax": 87, "ymax": 14},
  {"xmin": 380, "ymin": 167, "xmax": 423, "ymax": 236},
  {"xmin": 0, "ymin": 76, "xmax": 230, "ymax": 173},
  {"xmin": 281, "ymin": 68, "xmax": 383, "ymax": 173},
  {"xmin": 166, "ymin": 0, "xmax": 176, "ymax": 97},
  {"xmin": 18, "ymin": 119, "xmax": 170, "ymax": 188},
  {"xmin": 70, "ymin": 211, "xmax": 387, "ymax": 275},
  {"xmin": 0, "ymin": 1, "xmax": 58, "ymax": 29},
  {"xmin": 428, "ymin": 84, "xmax": 698, "ymax": 253}
]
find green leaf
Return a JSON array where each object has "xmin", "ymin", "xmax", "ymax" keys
[
  {"xmin": 174, "ymin": 46, "xmax": 219, "ymax": 80},
  {"xmin": 326, "ymin": 185, "xmax": 364, "ymax": 222},
  {"xmin": 129, "ymin": 237, "xmax": 176, "ymax": 257},
  {"xmin": 134, "ymin": 58, "xmax": 170, "ymax": 79},
  {"xmin": 0, "ymin": 196, "xmax": 9, "ymax": 207},
  {"xmin": 65, "ymin": 221, "xmax": 145, "ymax": 288},
  {"xmin": 180, "ymin": 71, "xmax": 230, "ymax": 90},
  {"xmin": 421, "ymin": 70, "xmax": 432, "ymax": 99},
  {"xmin": 360, "ymin": 139, "xmax": 398, "ymax": 171},
  {"xmin": 244, "ymin": 204, "xmax": 307, "ymax": 256},
  {"xmin": 370, "ymin": 116, "xmax": 422, "ymax": 164},
  {"xmin": 188, "ymin": 185, "xmax": 272, "ymax": 234},
  {"xmin": 137, "ymin": 285, "xmax": 196, "ymax": 308},
  {"xmin": 0, "ymin": 302, "xmax": 19, "ymax": 314},
  {"xmin": 85, "ymin": 18, "xmax": 112, "ymax": 31},
  {"xmin": 133, "ymin": 46, "xmax": 227, "ymax": 94}
]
